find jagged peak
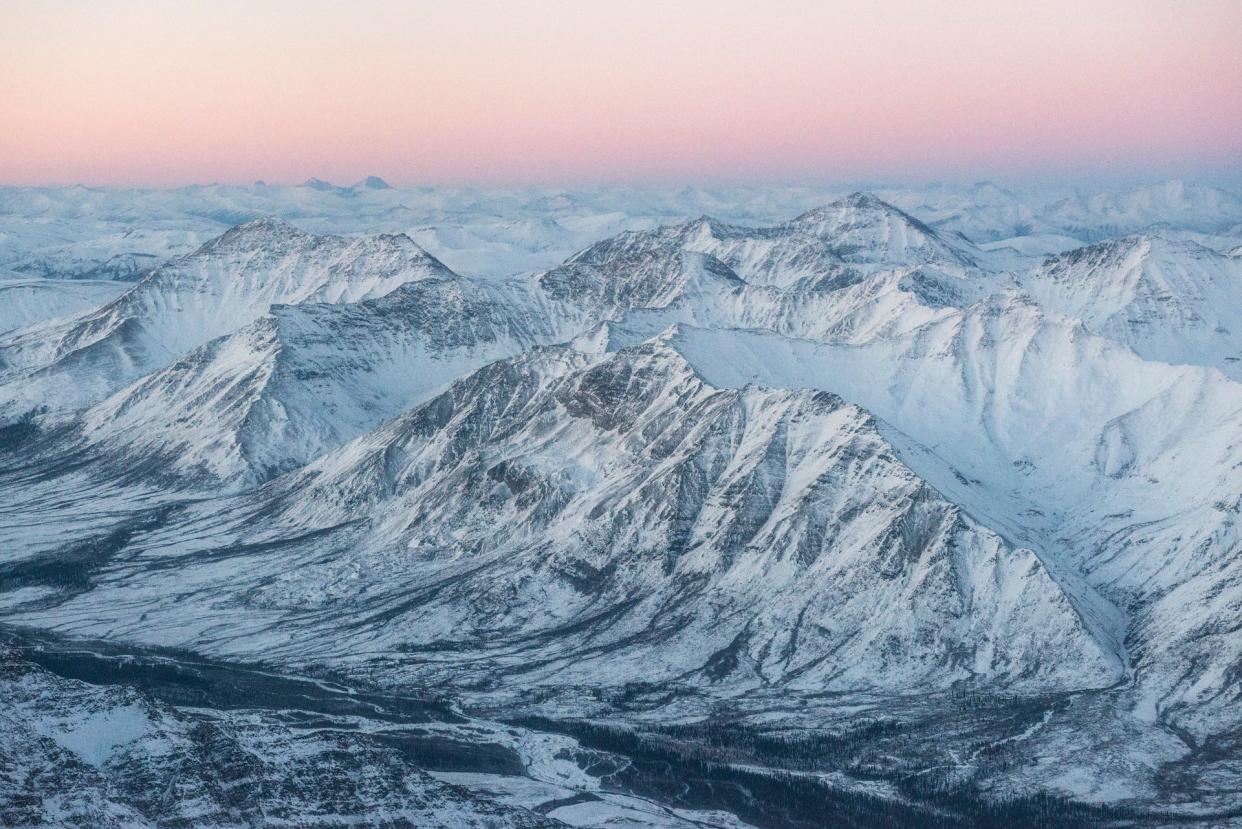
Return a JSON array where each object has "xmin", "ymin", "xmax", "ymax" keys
[
  {"xmin": 1045, "ymin": 235, "xmax": 1144, "ymax": 263},
  {"xmin": 198, "ymin": 217, "xmax": 311, "ymax": 254},
  {"xmin": 563, "ymin": 215, "xmax": 742, "ymax": 268},
  {"xmin": 792, "ymin": 191, "xmax": 918, "ymax": 223},
  {"xmin": 619, "ymin": 325, "xmax": 861, "ymax": 422},
  {"xmin": 837, "ymin": 191, "xmax": 893, "ymax": 210},
  {"xmin": 680, "ymin": 214, "xmax": 732, "ymax": 235},
  {"xmin": 784, "ymin": 192, "xmax": 946, "ymax": 242},
  {"xmin": 344, "ymin": 229, "xmax": 453, "ymax": 264},
  {"xmin": 411, "ymin": 332, "xmax": 703, "ymax": 413},
  {"xmin": 303, "ymin": 274, "xmax": 476, "ymax": 323},
  {"xmin": 194, "ymin": 221, "xmax": 454, "ymax": 275},
  {"xmin": 779, "ymin": 192, "xmax": 988, "ymax": 270},
  {"xmin": 541, "ymin": 244, "xmax": 744, "ymax": 311},
  {"xmin": 234, "ymin": 216, "xmax": 304, "ymax": 233}
]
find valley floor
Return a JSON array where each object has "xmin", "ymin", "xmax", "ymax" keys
[{"xmin": 5, "ymin": 625, "xmax": 1237, "ymax": 828}]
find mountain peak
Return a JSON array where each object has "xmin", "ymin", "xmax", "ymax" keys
[
  {"xmin": 1041, "ymin": 232, "xmax": 1227, "ymax": 280},
  {"xmin": 837, "ymin": 191, "xmax": 892, "ymax": 210},
  {"xmin": 302, "ymin": 177, "xmax": 337, "ymax": 191},
  {"xmin": 780, "ymin": 192, "xmax": 978, "ymax": 269},
  {"xmin": 236, "ymin": 216, "xmax": 302, "ymax": 231},
  {"xmin": 1044, "ymin": 234, "xmax": 1167, "ymax": 270},
  {"xmin": 354, "ymin": 175, "xmax": 392, "ymax": 191},
  {"xmin": 679, "ymin": 214, "xmax": 742, "ymax": 241},
  {"xmin": 203, "ymin": 217, "xmax": 309, "ymax": 252},
  {"xmin": 788, "ymin": 192, "xmax": 915, "ymax": 227}
]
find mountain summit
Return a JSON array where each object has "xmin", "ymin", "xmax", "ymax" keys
[{"xmin": 354, "ymin": 175, "xmax": 393, "ymax": 190}]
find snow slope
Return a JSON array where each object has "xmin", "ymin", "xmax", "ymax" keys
[{"xmin": 0, "ymin": 278, "xmax": 127, "ymax": 335}]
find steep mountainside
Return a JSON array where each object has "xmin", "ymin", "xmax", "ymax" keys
[{"xmin": 655, "ymin": 308, "xmax": 1242, "ymax": 740}]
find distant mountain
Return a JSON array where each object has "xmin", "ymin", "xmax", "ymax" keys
[
  {"xmin": 780, "ymin": 192, "xmax": 983, "ymax": 271},
  {"xmin": 1039, "ymin": 181, "xmax": 1242, "ymax": 240},
  {"xmin": 546, "ymin": 192, "xmax": 988, "ymax": 295},
  {"xmin": 0, "ymin": 219, "xmax": 455, "ymax": 424},
  {"xmin": 353, "ymin": 175, "xmax": 393, "ymax": 191},
  {"xmin": 302, "ymin": 177, "xmax": 340, "ymax": 192},
  {"xmin": 882, "ymin": 181, "xmax": 1062, "ymax": 244},
  {"xmin": 0, "ymin": 224, "xmax": 218, "ymax": 283}
]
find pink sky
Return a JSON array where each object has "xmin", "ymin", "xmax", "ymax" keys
[{"xmin": 2, "ymin": 0, "xmax": 1240, "ymax": 186}]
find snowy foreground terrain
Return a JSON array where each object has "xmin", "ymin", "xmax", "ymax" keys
[{"xmin": 2, "ymin": 178, "xmax": 1242, "ymax": 827}]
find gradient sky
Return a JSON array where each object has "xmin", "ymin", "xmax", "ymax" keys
[{"xmin": 2, "ymin": 0, "xmax": 1240, "ymax": 186}]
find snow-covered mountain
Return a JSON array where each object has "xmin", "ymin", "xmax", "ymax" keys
[
  {"xmin": 648, "ymin": 304, "xmax": 1242, "ymax": 741},
  {"xmin": 4, "ymin": 182, "xmax": 1242, "ymax": 825},
  {"xmin": 1021, "ymin": 234, "xmax": 1242, "ymax": 378},
  {"xmin": 779, "ymin": 192, "xmax": 985, "ymax": 272},
  {"xmin": 881, "ymin": 181, "xmax": 1058, "ymax": 243},
  {"xmin": 544, "ymin": 215, "xmax": 851, "ymax": 292},
  {"xmin": 0, "ymin": 219, "xmax": 454, "ymax": 424},
  {"xmin": 4, "ymin": 179, "xmax": 1235, "ymax": 283},
  {"xmin": 69, "ymin": 277, "xmax": 537, "ymax": 489},
  {"xmin": 14, "ymin": 339, "xmax": 1121, "ymax": 701},
  {"xmin": 23, "ymin": 202, "xmax": 991, "ymax": 494},
  {"xmin": 545, "ymin": 192, "xmax": 989, "ymax": 296}
]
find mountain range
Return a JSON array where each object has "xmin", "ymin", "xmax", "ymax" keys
[{"xmin": 3, "ymin": 181, "xmax": 1242, "ymax": 827}]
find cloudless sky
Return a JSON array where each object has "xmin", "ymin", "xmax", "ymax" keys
[{"xmin": 1, "ymin": 0, "xmax": 1240, "ymax": 186}]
